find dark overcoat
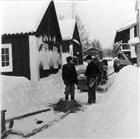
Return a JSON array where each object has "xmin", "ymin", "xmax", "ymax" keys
[
  {"xmin": 62, "ymin": 63, "xmax": 77, "ymax": 86},
  {"xmin": 85, "ymin": 61, "xmax": 100, "ymax": 85}
]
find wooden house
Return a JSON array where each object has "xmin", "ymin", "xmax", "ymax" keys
[
  {"xmin": 59, "ymin": 19, "xmax": 83, "ymax": 65},
  {"xmin": 83, "ymin": 46, "xmax": 103, "ymax": 61},
  {"xmin": 1, "ymin": 1, "xmax": 62, "ymax": 82},
  {"xmin": 114, "ymin": 18, "xmax": 138, "ymax": 64}
]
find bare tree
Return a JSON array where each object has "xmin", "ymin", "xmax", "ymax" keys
[
  {"xmin": 69, "ymin": 3, "xmax": 89, "ymax": 50},
  {"xmin": 112, "ymin": 43, "xmax": 120, "ymax": 57},
  {"xmin": 102, "ymin": 48, "xmax": 113, "ymax": 57},
  {"xmin": 58, "ymin": 14, "xmax": 65, "ymax": 20},
  {"xmin": 91, "ymin": 39, "xmax": 102, "ymax": 50}
]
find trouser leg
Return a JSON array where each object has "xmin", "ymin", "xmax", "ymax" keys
[
  {"xmin": 71, "ymin": 95, "xmax": 75, "ymax": 100},
  {"xmin": 88, "ymin": 82, "xmax": 96, "ymax": 103},
  {"xmin": 92, "ymin": 81, "xmax": 97, "ymax": 102},
  {"xmin": 70, "ymin": 84, "xmax": 75, "ymax": 101},
  {"xmin": 65, "ymin": 94, "xmax": 69, "ymax": 100},
  {"xmin": 65, "ymin": 84, "xmax": 75, "ymax": 101},
  {"xmin": 64, "ymin": 85, "xmax": 70, "ymax": 100},
  {"xmin": 88, "ymin": 87, "xmax": 93, "ymax": 103}
]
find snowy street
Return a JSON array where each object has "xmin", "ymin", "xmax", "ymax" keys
[
  {"xmin": 1, "ymin": 0, "xmax": 140, "ymax": 138},
  {"xmin": 1, "ymin": 61, "xmax": 139, "ymax": 138}
]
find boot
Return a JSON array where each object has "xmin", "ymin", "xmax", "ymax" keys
[
  {"xmin": 71, "ymin": 95, "xmax": 75, "ymax": 101},
  {"xmin": 65, "ymin": 94, "xmax": 69, "ymax": 101}
]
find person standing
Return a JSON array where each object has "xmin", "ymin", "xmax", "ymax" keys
[
  {"xmin": 85, "ymin": 55, "xmax": 100, "ymax": 104},
  {"xmin": 94, "ymin": 55, "xmax": 104, "ymax": 86},
  {"xmin": 62, "ymin": 56, "xmax": 78, "ymax": 101}
]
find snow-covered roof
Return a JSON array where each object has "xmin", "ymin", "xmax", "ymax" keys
[
  {"xmin": 117, "ymin": 18, "xmax": 136, "ymax": 32},
  {"xmin": 84, "ymin": 45, "xmax": 102, "ymax": 52},
  {"xmin": 59, "ymin": 19, "xmax": 76, "ymax": 40},
  {"xmin": 128, "ymin": 37, "xmax": 139, "ymax": 45},
  {"xmin": 2, "ymin": 1, "xmax": 50, "ymax": 35}
]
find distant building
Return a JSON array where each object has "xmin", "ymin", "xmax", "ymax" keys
[
  {"xmin": 1, "ymin": 1, "xmax": 62, "ymax": 82},
  {"xmin": 114, "ymin": 18, "xmax": 138, "ymax": 64},
  {"xmin": 59, "ymin": 19, "xmax": 83, "ymax": 65},
  {"xmin": 83, "ymin": 46, "xmax": 103, "ymax": 61}
]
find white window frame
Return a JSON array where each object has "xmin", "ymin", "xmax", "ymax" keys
[{"xmin": 1, "ymin": 43, "xmax": 13, "ymax": 72}]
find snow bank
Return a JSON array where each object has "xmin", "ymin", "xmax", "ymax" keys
[
  {"xmin": 30, "ymin": 65, "xmax": 139, "ymax": 139},
  {"xmin": 100, "ymin": 65, "xmax": 139, "ymax": 138},
  {"xmin": 1, "ymin": 63, "xmax": 139, "ymax": 138},
  {"xmin": 1, "ymin": 70, "xmax": 65, "ymax": 119}
]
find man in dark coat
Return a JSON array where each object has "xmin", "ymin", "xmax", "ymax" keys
[
  {"xmin": 85, "ymin": 55, "xmax": 100, "ymax": 104},
  {"xmin": 94, "ymin": 55, "xmax": 104, "ymax": 86},
  {"xmin": 62, "ymin": 56, "xmax": 78, "ymax": 101}
]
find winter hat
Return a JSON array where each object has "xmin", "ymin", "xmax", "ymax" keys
[
  {"xmin": 86, "ymin": 55, "xmax": 92, "ymax": 60},
  {"xmin": 66, "ymin": 56, "xmax": 73, "ymax": 63}
]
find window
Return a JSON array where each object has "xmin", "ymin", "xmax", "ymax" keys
[
  {"xmin": 134, "ymin": 25, "xmax": 137, "ymax": 37},
  {"xmin": 1, "ymin": 44, "xmax": 13, "ymax": 72}
]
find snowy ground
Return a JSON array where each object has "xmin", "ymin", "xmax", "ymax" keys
[{"xmin": 1, "ymin": 61, "xmax": 139, "ymax": 138}]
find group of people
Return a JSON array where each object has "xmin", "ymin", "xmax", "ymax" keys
[{"xmin": 62, "ymin": 55, "xmax": 107, "ymax": 104}]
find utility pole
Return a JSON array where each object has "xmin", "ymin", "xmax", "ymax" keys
[{"xmin": 136, "ymin": 0, "xmax": 140, "ymax": 67}]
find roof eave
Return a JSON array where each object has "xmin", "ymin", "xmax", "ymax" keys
[
  {"xmin": 117, "ymin": 23, "xmax": 136, "ymax": 33},
  {"xmin": 2, "ymin": 31, "xmax": 36, "ymax": 37}
]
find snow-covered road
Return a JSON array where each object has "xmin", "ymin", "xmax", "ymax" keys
[{"xmin": 1, "ymin": 61, "xmax": 139, "ymax": 138}]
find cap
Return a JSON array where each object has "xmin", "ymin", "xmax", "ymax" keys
[
  {"xmin": 66, "ymin": 56, "xmax": 73, "ymax": 63},
  {"xmin": 86, "ymin": 55, "xmax": 92, "ymax": 60}
]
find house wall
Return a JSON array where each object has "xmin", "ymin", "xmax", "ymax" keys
[
  {"xmin": 130, "ymin": 27, "xmax": 137, "ymax": 60},
  {"xmin": 114, "ymin": 29, "xmax": 130, "ymax": 43},
  {"xmin": 61, "ymin": 40, "xmax": 72, "ymax": 65},
  {"xmin": 61, "ymin": 24, "xmax": 83, "ymax": 66},
  {"xmin": 62, "ymin": 40, "xmax": 72, "ymax": 53},
  {"xmin": 29, "ymin": 35, "xmax": 39, "ymax": 82},
  {"xmin": 73, "ymin": 25, "xmax": 83, "ymax": 65},
  {"xmin": 84, "ymin": 48, "xmax": 103, "ymax": 60},
  {"xmin": 1, "ymin": 35, "xmax": 30, "ymax": 79},
  {"xmin": 36, "ymin": 1, "xmax": 62, "ymax": 78}
]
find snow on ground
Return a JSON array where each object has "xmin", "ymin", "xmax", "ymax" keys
[
  {"xmin": 28, "ymin": 65, "xmax": 139, "ymax": 139},
  {"xmin": 1, "ymin": 61, "xmax": 140, "ymax": 138},
  {"xmin": 1, "ymin": 70, "xmax": 65, "ymax": 119}
]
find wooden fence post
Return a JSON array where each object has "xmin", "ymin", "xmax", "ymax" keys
[{"xmin": 1, "ymin": 110, "xmax": 7, "ymax": 134}]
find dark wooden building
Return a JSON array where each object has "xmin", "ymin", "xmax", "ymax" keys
[
  {"xmin": 59, "ymin": 19, "xmax": 83, "ymax": 65},
  {"xmin": 83, "ymin": 46, "xmax": 103, "ymax": 60},
  {"xmin": 1, "ymin": 1, "xmax": 62, "ymax": 82}
]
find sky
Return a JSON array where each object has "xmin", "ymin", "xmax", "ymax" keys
[
  {"xmin": 1, "ymin": 0, "xmax": 137, "ymax": 49},
  {"xmin": 54, "ymin": 0, "xmax": 137, "ymax": 49}
]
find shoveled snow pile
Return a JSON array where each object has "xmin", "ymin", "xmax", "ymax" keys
[
  {"xmin": 1, "ymin": 70, "xmax": 65, "ymax": 119},
  {"xmin": 99, "ymin": 65, "xmax": 139, "ymax": 138}
]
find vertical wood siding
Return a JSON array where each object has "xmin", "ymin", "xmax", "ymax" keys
[
  {"xmin": 73, "ymin": 25, "xmax": 83, "ymax": 65},
  {"xmin": 1, "ymin": 35, "xmax": 30, "ymax": 79},
  {"xmin": 36, "ymin": 1, "xmax": 62, "ymax": 78}
]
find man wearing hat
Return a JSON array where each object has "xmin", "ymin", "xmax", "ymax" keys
[
  {"xmin": 62, "ymin": 56, "xmax": 78, "ymax": 101},
  {"xmin": 85, "ymin": 55, "xmax": 100, "ymax": 104}
]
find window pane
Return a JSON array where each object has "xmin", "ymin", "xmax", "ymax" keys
[
  {"xmin": 5, "ymin": 48, "xmax": 9, "ymax": 54},
  {"xmin": 2, "ymin": 62, "xmax": 5, "ymax": 67},
  {"xmin": 6, "ymin": 55, "xmax": 9, "ymax": 61},
  {"xmin": 6, "ymin": 62, "xmax": 9, "ymax": 66},
  {"xmin": 2, "ymin": 48, "xmax": 5, "ymax": 54},
  {"xmin": 2, "ymin": 55, "xmax": 5, "ymax": 61}
]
